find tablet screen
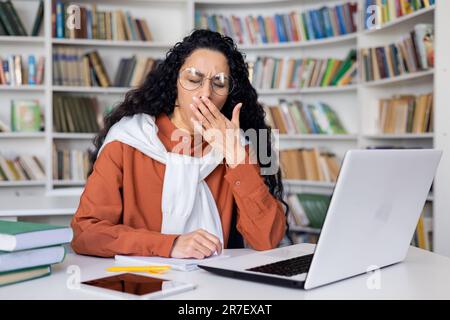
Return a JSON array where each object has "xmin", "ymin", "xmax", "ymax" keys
[{"xmin": 82, "ymin": 273, "xmax": 170, "ymax": 296}]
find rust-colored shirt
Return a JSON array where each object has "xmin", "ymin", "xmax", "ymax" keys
[{"xmin": 70, "ymin": 113, "xmax": 286, "ymax": 258}]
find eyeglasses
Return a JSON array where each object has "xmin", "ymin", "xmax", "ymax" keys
[{"xmin": 178, "ymin": 67, "xmax": 234, "ymax": 96}]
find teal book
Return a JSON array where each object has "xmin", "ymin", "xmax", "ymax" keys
[
  {"xmin": 0, "ymin": 220, "xmax": 73, "ymax": 252},
  {"xmin": 0, "ymin": 265, "xmax": 51, "ymax": 287},
  {"xmin": 0, "ymin": 246, "xmax": 66, "ymax": 273}
]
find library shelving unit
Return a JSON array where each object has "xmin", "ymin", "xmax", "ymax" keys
[{"xmin": 1, "ymin": 0, "xmax": 449, "ymax": 255}]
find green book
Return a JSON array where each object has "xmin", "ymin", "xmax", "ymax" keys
[
  {"xmin": 0, "ymin": 220, "xmax": 73, "ymax": 252},
  {"xmin": 10, "ymin": 100, "xmax": 42, "ymax": 132},
  {"xmin": 31, "ymin": 0, "xmax": 44, "ymax": 36},
  {"xmin": 297, "ymin": 193, "xmax": 331, "ymax": 229},
  {"xmin": 330, "ymin": 49, "xmax": 357, "ymax": 86},
  {"xmin": 4, "ymin": 0, "xmax": 28, "ymax": 36},
  {"xmin": 0, "ymin": 265, "xmax": 51, "ymax": 287}
]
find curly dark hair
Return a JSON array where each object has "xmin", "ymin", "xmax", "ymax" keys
[{"xmin": 90, "ymin": 29, "xmax": 292, "ymax": 245}]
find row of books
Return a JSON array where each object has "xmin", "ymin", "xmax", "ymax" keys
[
  {"xmin": 52, "ymin": 145, "xmax": 90, "ymax": 181},
  {"xmin": 0, "ymin": 0, "xmax": 43, "ymax": 36},
  {"xmin": 263, "ymin": 100, "xmax": 347, "ymax": 135},
  {"xmin": 412, "ymin": 211, "xmax": 433, "ymax": 251},
  {"xmin": 114, "ymin": 56, "xmax": 160, "ymax": 88},
  {"xmin": 53, "ymin": 2, "xmax": 153, "ymax": 41},
  {"xmin": 0, "ymin": 154, "xmax": 45, "ymax": 181},
  {"xmin": 53, "ymin": 95, "xmax": 101, "ymax": 133},
  {"xmin": 195, "ymin": 2, "xmax": 357, "ymax": 45},
  {"xmin": 377, "ymin": 93, "xmax": 433, "ymax": 134},
  {"xmin": 0, "ymin": 55, "xmax": 45, "ymax": 86},
  {"xmin": 287, "ymin": 193, "xmax": 331, "ymax": 229},
  {"xmin": 364, "ymin": 0, "xmax": 435, "ymax": 30},
  {"xmin": 53, "ymin": 49, "xmax": 109, "ymax": 87},
  {"xmin": 0, "ymin": 220, "xmax": 72, "ymax": 287},
  {"xmin": 360, "ymin": 24, "xmax": 434, "ymax": 82},
  {"xmin": 250, "ymin": 50, "xmax": 357, "ymax": 89},
  {"xmin": 280, "ymin": 148, "xmax": 340, "ymax": 182},
  {"xmin": 291, "ymin": 233, "xmax": 319, "ymax": 244}
]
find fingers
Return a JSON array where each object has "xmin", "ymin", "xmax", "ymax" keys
[
  {"xmin": 197, "ymin": 229, "xmax": 222, "ymax": 255},
  {"xmin": 231, "ymin": 103, "xmax": 243, "ymax": 128},
  {"xmin": 191, "ymin": 97, "xmax": 215, "ymax": 129},
  {"xmin": 199, "ymin": 96, "xmax": 224, "ymax": 120}
]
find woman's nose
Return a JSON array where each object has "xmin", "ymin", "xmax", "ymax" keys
[{"xmin": 198, "ymin": 79, "xmax": 212, "ymax": 99}]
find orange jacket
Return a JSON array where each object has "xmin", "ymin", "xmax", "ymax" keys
[{"xmin": 71, "ymin": 113, "xmax": 286, "ymax": 257}]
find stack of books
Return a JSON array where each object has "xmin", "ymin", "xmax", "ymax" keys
[
  {"xmin": 53, "ymin": 95, "xmax": 101, "ymax": 133},
  {"xmin": 0, "ymin": 55, "xmax": 45, "ymax": 86},
  {"xmin": 0, "ymin": 0, "xmax": 44, "ymax": 36},
  {"xmin": 9, "ymin": 100, "xmax": 43, "ymax": 133},
  {"xmin": 53, "ymin": 49, "xmax": 110, "ymax": 87},
  {"xmin": 0, "ymin": 220, "xmax": 73, "ymax": 287},
  {"xmin": 263, "ymin": 100, "xmax": 347, "ymax": 135},
  {"xmin": 361, "ymin": 24, "xmax": 434, "ymax": 82},
  {"xmin": 195, "ymin": 2, "xmax": 357, "ymax": 45},
  {"xmin": 0, "ymin": 154, "xmax": 46, "ymax": 182},
  {"xmin": 250, "ymin": 49, "xmax": 357, "ymax": 89},
  {"xmin": 363, "ymin": 0, "xmax": 435, "ymax": 30},
  {"xmin": 52, "ymin": 144, "xmax": 90, "ymax": 182},
  {"xmin": 280, "ymin": 148, "xmax": 340, "ymax": 182},
  {"xmin": 114, "ymin": 56, "xmax": 161, "ymax": 87},
  {"xmin": 412, "ymin": 210, "xmax": 433, "ymax": 251},
  {"xmin": 53, "ymin": 2, "xmax": 153, "ymax": 41},
  {"xmin": 377, "ymin": 93, "xmax": 433, "ymax": 134}
]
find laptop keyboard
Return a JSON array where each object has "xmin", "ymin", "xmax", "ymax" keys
[{"xmin": 246, "ymin": 254, "xmax": 314, "ymax": 277}]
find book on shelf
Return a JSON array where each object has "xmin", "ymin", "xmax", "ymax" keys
[
  {"xmin": 10, "ymin": 100, "xmax": 43, "ymax": 132},
  {"xmin": 52, "ymin": 1, "xmax": 153, "ymax": 41},
  {"xmin": 377, "ymin": 92, "xmax": 433, "ymax": 134},
  {"xmin": 114, "ymin": 56, "xmax": 161, "ymax": 87},
  {"xmin": 0, "ymin": 154, "xmax": 46, "ymax": 181},
  {"xmin": 0, "ymin": 220, "xmax": 72, "ymax": 287},
  {"xmin": 411, "ymin": 208, "xmax": 433, "ymax": 251},
  {"xmin": 363, "ymin": 0, "xmax": 435, "ymax": 30},
  {"xmin": 250, "ymin": 49, "xmax": 357, "ymax": 89},
  {"xmin": 195, "ymin": 2, "xmax": 357, "ymax": 45},
  {"xmin": 0, "ymin": 0, "xmax": 27, "ymax": 36},
  {"xmin": 263, "ymin": 100, "xmax": 347, "ymax": 135},
  {"xmin": 0, "ymin": 118, "xmax": 10, "ymax": 132},
  {"xmin": 360, "ymin": 24, "xmax": 434, "ymax": 82},
  {"xmin": 53, "ymin": 48, "xmax": 111, "ymax": 87},
  {"xmin": 0, "ymin": 55, "xmax": 45, "ymax": 86},
  {"xmin": 280, "ymin": 148, "xmax": 340, "ymax": 182},
  {"xmin": 52, "ymin": 144, "xmax": 90, "ymax": 182},
  {"xmin": 53, "ymin": 95, "xmax": 101, "ymax": 133}
]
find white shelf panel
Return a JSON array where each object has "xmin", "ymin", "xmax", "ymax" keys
[
  {"xmin": 361, "ymin": 70, "xmax": 434, "ymax": 87},
  {"xmin": 363, "ymin": 133, "xmax": 434, "ymax": 140},
  {"xmin": 239, "ymin": 33, "xmax": 357, "ymax": 50},
  {"xmin": 0, "ymin": 181, "xmax": 46, "ymax": 187},
  {"xmin": 53, "ymin": 180, "xmax": 86, "ymax": 186},
  {"xmin": 0, "ymin": 85, "xmax": 45, "ymax": 92},
  {"xmin": 0, "ymin": 36, "xmax": 45, "ymax": 44},
  {"xmin": 363, "ymin": 6, "xmax": 436, "ymax": 35},
  {"xmin": 0, "ymin": 132, "xmax": 46, "ymax": 139},
  {"xmin": 51, "ymin": 38, "xmax": 173, "ymax": 48},
  {"xmin": 289, "ymin": 225, "xmax": 321, "ymax": 234},
  {"xmin": 283, "ymin": 179, "xmax": 335, "ymax": 189},
  {"xmin": 257, "ymin": 85, "xmax": 357, "ymax": 95},
  {"xmin": 52, "ymin": 86, "xmax": 131, "ymax": 94},
  {"xmin": 278, "ymin": 134, "xmax": 358, "ymax": 141},
  {"xmin": 52, "ymin": 133, "xmax": 96, "ymax": 140}
]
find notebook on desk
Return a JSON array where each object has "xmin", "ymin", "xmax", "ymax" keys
[{"xmin": 115, "ymin": 254, "xmax": 230, "ymax": 271}]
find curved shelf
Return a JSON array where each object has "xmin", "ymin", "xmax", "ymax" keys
[
  {"xmin": 0, "ymin": 85, "xmax": 45, "ymax": 92},
  {"xmin": 361, "ymin": 69, "xmax": 434, "ymax": 87},
  {"xmin": 0, "ymin": 36, "xmax": 45, "ymax": 44},
  {"xmin": 0, "ymin": 132, "xmax": 46, "ymax": 139},
  {"xmin": 278, "ymin": 134, "xmax": 358, "ymax": 141},
  {"xmin": 0, "ymin": 181, "xmax": 46, "ymax": 187},
  {"xmin": 52, "ymin": 86, "xmax": 132, "ymax": 94},
  {"xmin": 257, "ymin": 84, "xmax": 357, "ymax": 95},
  {"xmin": 52, "ymin": 133, "xmax": 96, "ymax": 140},
  {"xmin": 363, "ymin": 133, "xmax": 434, "ymax": 140},
  {"xmin": 52, "ymin": 38, "xmax": 172, "ymax": 48}
]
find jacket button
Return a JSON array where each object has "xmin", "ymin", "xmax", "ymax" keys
[{"xmin": 235, "ymin": 180, "xmax": 241, "ymax": 186}]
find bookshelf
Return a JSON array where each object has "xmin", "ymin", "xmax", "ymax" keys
[{"xmin": 0, "ymin": 0, "xmax": 448, "ymax": 255}]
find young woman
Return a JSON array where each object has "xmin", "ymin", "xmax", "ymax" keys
[{"xmin": 71, "ymin": 29, "xmax": 290, "ymax": 260}]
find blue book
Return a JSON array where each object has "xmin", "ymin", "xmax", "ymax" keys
[
  {"xmin": 56, "ymin": 1, "xmax": 64, "ymax": 38},
  {"xmin": 336, "ymin": 5, "xmax": 347, "ymax": 34},
  {"xmin": 126, "ymin": 12, "xmax": 137, "ymax": 40},
  {"xmin": 302, "ymin": 104, "xmax": 320, "ymax": 134},
  {"xmin": 86, "ymin": 10, "xmax": 92, "ymax": 39},
  {"xmin": 274, "ymin": 14, "xmax": 287, "ymax": 42},
  {"xmin": 303, "ymin": 12, "xmax": 315, "ymax": 40},
  {"xmin": 322, "ymin": 8, "xmax": 334, "ymax": 37},
  {"xmin": 206, "ymin": 15, "xmax": 215, "ymax": 31},
  {"xmin": 257, "ymin": 15, "xmax": 268, "ymax": 43},
  {"xmin": 309, "ymin": 10, "xmax": 323, "ymax": 39},
  {"xmin": 27, "ymin": 55, "xmax": 36, "ymax": 85}
]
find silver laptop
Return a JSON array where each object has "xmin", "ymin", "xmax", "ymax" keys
[{"xmin": 198, "ymin": 149, "xmax": 442, "ymax": 290}]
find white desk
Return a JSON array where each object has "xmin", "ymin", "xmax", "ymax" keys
[{"xmin": 1, "ymin": 246, "xmax": 450, "ymax": 299}]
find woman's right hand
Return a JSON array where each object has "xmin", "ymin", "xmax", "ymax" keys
[{"xmin": 170, "ymin": 229, "xmax": 222, "ymax": 259}]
